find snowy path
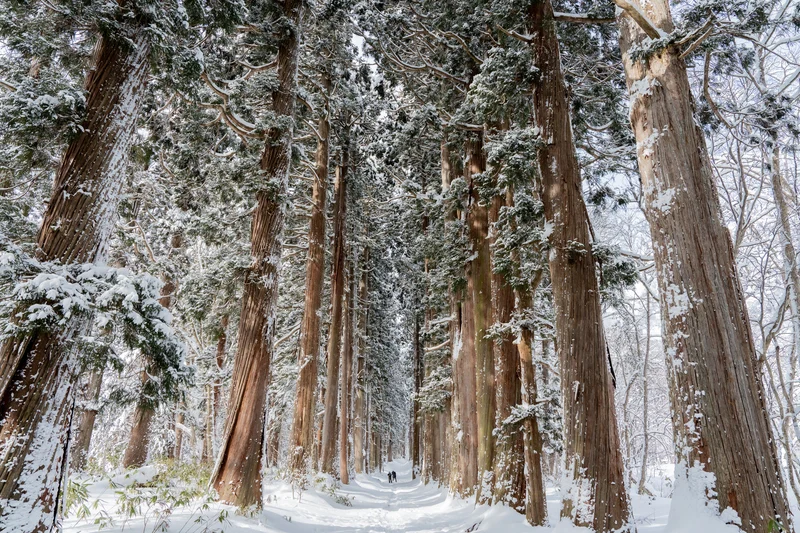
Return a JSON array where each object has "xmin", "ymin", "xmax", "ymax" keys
[{"xmin": 63, "ymin": 459, "xmax": 673, "ymax": 533}]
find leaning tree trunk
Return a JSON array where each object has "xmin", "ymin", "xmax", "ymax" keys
[
  {"xmin": 210, "ymin": 0, "xmax": 301, "ymax": 507},
  {"xmin": 490, "ymin": 193, "xmax": 524, "ymax": 510},
  {"xmin": 339, "ymin": 261, "xmax": 355, "ymax": 483},
  {"xmin": 0, "ymin": 32, "xmax": 150, "ymax": 532},
  {"xmin": 70, "ymin": 368, "xmax": 105, "ymax": 472},
  {"xmin": 288, "ymin": 101, "xmax": 330, "ymax": 474},
  {"xmin": 529, "ymin": 2, "xmax": 631, "ymax": 530},
  {"xmin": 320, "ymin": 153, "xmax": 348, "ymax": 474},
  {"xmin": 353, "ymin": 249, "xmax": 369, "ymax": 473},
  {"xmin": 617, "ymin": 2, "xmax": 792, "ymax": 530},
  {"xmin": 465, "ymin": 134, "xmax": 496, "ymax": 504}
]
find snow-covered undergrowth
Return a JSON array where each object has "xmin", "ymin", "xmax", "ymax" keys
[{"xmin": 61, "ymin": 459, "xmax": 754, "ymax": 533}]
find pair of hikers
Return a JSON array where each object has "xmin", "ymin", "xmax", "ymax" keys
[{"xmin": 387, "ymin": 471, "xmax": 397, "ymax": 483}]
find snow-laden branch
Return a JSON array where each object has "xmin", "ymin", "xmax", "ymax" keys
[{"xmin": 614, "ymin": 0, "xmax": 666, "ymax": 40}]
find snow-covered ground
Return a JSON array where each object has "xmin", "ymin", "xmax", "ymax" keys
[{"xmin": 63, "ymin": 459, "xmax": 677, "ymax": 533}]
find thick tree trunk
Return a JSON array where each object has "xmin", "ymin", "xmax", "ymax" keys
[
  {"xmin": 353, "ymin": 250, "xmax": 369, "ymax": 473},
  {"xmin": 211, "ymin": 0, "xmax": 301, "ymax": 507},
  {"xmin": 339, "ymin": 261, "xmax": 355, "ymax": 483},
  {"xmin": 122, "ymin": 369, "xmax": 158, "ymax": 468},
  {"xmin": 0, "ymin": 32, "xmax": 150, "ymax": 532},
  {"xmin": 490, "ymin": 193, "xmax": 524, "ymax": 510},
  {"xmin": 516, "ymin": 285, "xmax": 547, "ymax": 526},
  {"xmin": 456, "ymin": 271, "xmax": 479, "ymax": 495},
  {"xmin": 70, "ymin": 368, "xmax": 105, "ymax": 472},
  {"xmin": 320, "ymin": 153, "xmax": 348, "ymax": 474},
  {"xmin": 618, "ymin": 2, "xmax": 792, "ymax": 530},
  {"xmin": 465, "ymin": 135, "xmax": 496, "ymax": 503},
  {"xmin": 289, "ymin": 104, "xmax": 330, "ymax": 474},
  {"xmin": 529, "ymin": 2, "xmax": 631, "ymax": 530}
]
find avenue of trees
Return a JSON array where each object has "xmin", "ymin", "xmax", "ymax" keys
[{"xmin": 0, "ymin": 0, "xmax": 798, "ymax": 531}]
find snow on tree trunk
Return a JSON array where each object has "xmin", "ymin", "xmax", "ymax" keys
[
  {"xmin": 70, "ymin": 368, "xmax": 104, "ymax": 472},
  {"xmin": 320, "ymin": 154, "xmax": 348, "ymax": 474},
  {"xmin": 454, "ymin": 138, "xmax": 480, "ymax": 494},
  {"xmin": 529, "ymin": 2, "xmax": 631, "ymax": 530},
  {"xmin": 490, "ymin": 193, "xmax": 524, "ymax": 510},
  {"xmin": 339, "ymin": 260, "xmax": 355, "ymax": 483},
  {"xmin": 516, "ymin": 286, "xmax": 547, "ymax": 526},
  {"xmin": 0, "ymin": 31, "xmax": 150, "ymax": 532},
  {"xmin": 353, "ymin": 250, "xmax": 369, "ymax": 473},
  {"xmin": 210, "ymin": 0, "xmax": 302, "ymax": 507},
  {"xmin": 288, "ymin": 105, "xmax": 330, "ymax": 474},
  {"xmin": 465, "ymin": 134, "xmax": 496, "ymax": 503},
  {"xmin": 618, "ymin": 2, "xmax": 792, "ymax": 530}
]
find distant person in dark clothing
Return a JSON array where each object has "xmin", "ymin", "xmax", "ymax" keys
[
  {"xmin": 391, "ymin": 471, "xmax": 397, "ymax": 482},
  {"xmin": 387, "ymin": 473, "xmax": 392, "ymax": 484}
]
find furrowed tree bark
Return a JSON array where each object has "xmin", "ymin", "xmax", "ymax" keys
[
  {"xmin": 353, "ymin": 249, "xmax": 369, "ymax": 473},
  {"xmin": 455, "ymin": 141, "xmax": 480, "ymax": 494},
  {"xmin": 529, "ymin": 2, "xmax": 631, "ymax": 530},
  {"xmin": 0, "ymin": 31, "xmax": 150, "ymax": 532},
  {"xmin": 288, "ymin": 95, "xmax": 330, "ymax": 474},
  {"xmin": 210, "ymin": 0, "xmax": 301, "ymax": 507},
  {"xmin": 320, "ymin": 151, "xmax": 349, "ymax": 474},
  {"xmin": 618, "ymin": 1, "xmax": 792, "ymax": 529},
  {"xmin": 70, "ymin": 368, "xmax": 105, "ymax": 472},
  {"xmin": 339, "ymin": 260, "xmax": 355, "ymax": 483},
  {"xmin": 465, "ymin": 134, "xmax": 495, "ymax": 503},
  {"xmin": 516, "ymin": 286, "xmax": 547, "ymax": 526},
  {"xmin": 491, "ymin": 193, "xmax": 524, "ymax": 510}
]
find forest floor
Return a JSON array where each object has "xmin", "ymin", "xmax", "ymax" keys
[{"xmin": 63, "ymin": 459, "xmax": 678, "ymax": 533}]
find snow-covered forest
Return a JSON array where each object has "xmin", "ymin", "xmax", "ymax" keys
[{"xmin": 0, "ymin": 0, "xmax": 799, "ymax": 531}]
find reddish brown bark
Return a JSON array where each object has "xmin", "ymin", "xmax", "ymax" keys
[
  {"xmin": 288, "ymin": 103, "xmax": 330, "ymax": 474},
  {"xmin": 211, "ymin": 0, "xmax": 302, "ymax": 507},
  {"xmin": 339, "ymin": 261, "xmax": 355, "ymax": 483},
  {"xmin": 70, "ymin": 368, "xmax": 105, "ymax": 472},
  {"xmin": 353, "ymin": 250, "xmax": 369, "ymax": 473},
  {"xmin": 529, "ymin": 2, "xmax": 630, "ymax": 530},
  {"xmin": 0, "ymin": 31, "xmax": 150, "ymax": 532},
  {"xmin": 618, "ymin": 1, "xmax": 792, "ymax": 529},
  {"xmin": 490, "ymin": 194, "xmax": 524, "ymax": 510},
  {"xmin": 320, "ymin": 153, "xmax": 348, "ymax": 474},
  {"xmin": 465, "ymin": 135, "xmax": 495, "ymax": 503},
  {"xmin": 516, "ymin": 282, "xmax": 547, "ymax": 526}
]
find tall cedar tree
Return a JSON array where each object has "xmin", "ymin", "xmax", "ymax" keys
[
  {"xmin": 0, "ymin": 30, "xmax": 150, "ymax": 531},
  {"xmin": 529, "ymin": 1, "xmax": 631, "ymax": 530},
  {"xmin": 617, "ymin": 0, "xmax": 792, "ymax": 530},
  {"xmin": 211, "ymin": 0, "xmax": 303, "ymax": 507}
]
